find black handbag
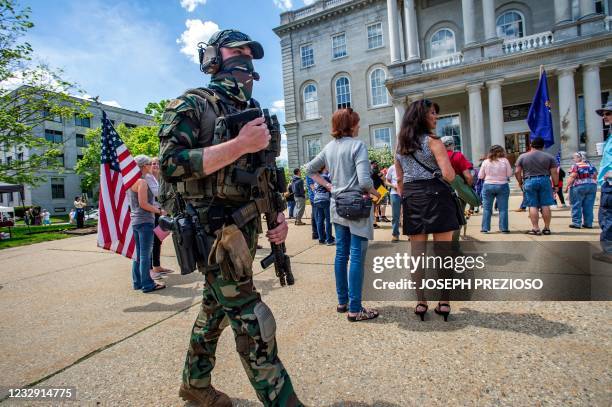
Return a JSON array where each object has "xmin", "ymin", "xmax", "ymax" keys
[
  {"xmin": 409, "ymin": 153, "xmax": 467, "ymax": 226},
  {"xmin": 335, "ymin": 190, "xmax": 372, "ymax": 220}
]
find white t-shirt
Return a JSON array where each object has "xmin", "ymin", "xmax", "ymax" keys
[{"xmin": 386, "ymin": 165, "xmax": 399, "ymax": 195}]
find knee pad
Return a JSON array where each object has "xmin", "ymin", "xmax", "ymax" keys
[{"xmin": 254, "ymin": 301, "xmax": 276, "ymax": 343}]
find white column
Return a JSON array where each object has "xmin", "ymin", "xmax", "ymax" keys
[
  {"xmin": 482, "ymin": 0, "xmax": 497, "ymax": 41},
  {"xmin": 393, "ymin": 97, "xmax": 406, "ymax": 140},
  {"xmin": 557, "ymin": 67, "xmax": 579, "ymax": 159},
  {"xmin": 467, "ymin": 84, "xmax": 485, "ymax": 161},
  {"xmin": 583, "ymin": 63, "xmax": 603, "ymax": 156},
  {"xmin": 487, "ymin": 79, "xmax": 505, "ymax": 148},
  {"xmin": 403, "ymin": 0, "xmax": 419, "ymax": 59},
  {"xmin": 554, "ymin": 0, "xmax": 572, "ymax": 23},
  {"xmin": 579, "ymin": 0, "xmax": 596, "ymax": 18},
  {"xmin": 386, "ymin": 0, "xmax": 401, "ymax": 63},
  {"xmin": 462, "ymin": 0, "xmax": 476, "ymax": 45}
]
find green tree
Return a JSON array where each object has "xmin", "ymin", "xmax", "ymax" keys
[
  {"xmin": 144, "ymin": 99, "xmax": 169, "ymax": 124},
  {"xmin": 74, "ymin": 123, "xmax": 160, "ymax": 193},
  {"xmin": 368, "ymin": 146, "xmax": 394, "ymax": 169},
  {"xmin": 0, "ymin": 0, "xmax": 89, "ymax": 185}
]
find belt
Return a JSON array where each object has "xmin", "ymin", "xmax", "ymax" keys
[{"xmin": 524, "ymin": 175, "xmax": 549, "ymax": 179}]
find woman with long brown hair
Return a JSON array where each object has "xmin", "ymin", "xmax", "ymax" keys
[
  {"xmin": 395, "ymin": 99, "xmax": 457, "ymax": 321},
  {"xmin": 478, "ymin": 145, "xmax": 513, "ymax": 233}
]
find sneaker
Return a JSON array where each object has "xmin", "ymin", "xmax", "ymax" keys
[
  {"xmin": 326, "ymin": 240, "xmax": 336, "ymax": 246},
  {"xmin": 373, "ymin": 223, "xmax": 380, "ymax": 229},
  {"xmin": 391, "ymin": 235, "xmax": 399, "ymax": 242},
  {"xmin": 569, "ymin": 224, "xmax": 581, "ymax": 229},
  {"xmin": 381, "ymin": 216, "xmax": 391, "ymax": 222}
]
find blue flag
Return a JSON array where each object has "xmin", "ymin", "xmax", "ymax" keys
[{"xmin": 527, "ymin": 70, "xmax": 554, "ymax": 148}]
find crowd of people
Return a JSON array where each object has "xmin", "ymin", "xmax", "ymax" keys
[{"xmin": 297, "ymin": 99, "xmax": 612, "ymax": 323}]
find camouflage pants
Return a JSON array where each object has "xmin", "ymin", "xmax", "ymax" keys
[{"xmin": 183, "ymin": 265, "xmax": 301, "ymax": 406}]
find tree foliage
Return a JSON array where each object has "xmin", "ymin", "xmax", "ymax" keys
[
  {"xmin": 75, "ymin": 123, "xmax": 160, "ymax": 193},
  {"xmin": 368, "ymin": 146, "xmax": 394, "ymax": 169},
  {"xmin": 0, "ymin": 0, "xmax": 89, "ymax": 185},
  {"xmin": 144, "ymin": 99, "xmax": 169, "ymax": 124}
]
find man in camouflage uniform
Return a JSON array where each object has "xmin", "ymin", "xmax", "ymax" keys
[{"xmin": 158, "ymin": 30, "xmax": 302, "ymax": 407}]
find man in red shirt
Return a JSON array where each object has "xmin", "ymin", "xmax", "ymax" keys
[{"xmin": 442, "ymin": 136, "xmax": 474, "ymax": 185}]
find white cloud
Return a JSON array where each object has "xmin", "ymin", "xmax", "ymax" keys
[
  {"xmin": 273, "ymin": 0, "xmax": 293, "ymax": 11},
  {"xmin": 0, "ymin": 68, "xmax": 65, "ymax": 92},
  {"xmin": 270, "ymin": 99, "xmax": 285, "ymax": 114},
  {"xmin": 303, "ymin": 0, "xmax": 316, "ymax": 5},
  {"xmin": 180, "ymin": 0, "xmax": 207, "ymax": 12},
  {"xmin": 177, "ymin": 19, "xmax": 220, "ymax": 64}
]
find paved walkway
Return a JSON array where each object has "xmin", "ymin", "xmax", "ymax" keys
[{"xmin": 0, "ymin": 196, "xmax": 609, "ymax": 406}]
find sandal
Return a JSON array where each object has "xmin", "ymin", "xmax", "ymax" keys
[
  {"xmin": 542, "ymin": 228, "xmax": 551, "ymax": 235},
  {"xmin": 526, "ymin": 229, "xmax": 541, "ymax": 236},
  {"xmin": 347, "ymin": 307, "xmax": 379, "ymax": 322},
  {"xmin": 414, "ymin": 302, "xmax": 428, "ymax": 321},
  {"xmin": 144, "ymin": 283, "xmax": 166, "ymax": 293},
  {"xmin": 336, "ymin": 304, "xmax": 348, "ymax": 313},
  {"xmin": 434, "ymin": 302, "xmax": 451, "ymax": 322}
]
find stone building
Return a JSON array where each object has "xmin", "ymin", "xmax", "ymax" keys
[
  {"xmin": 274, "ymin": 0, "xmax": 612, "ymax": 169},
  {"xmin": 0, "ymin": 89, "xmax": 153, "ymax": 215}
]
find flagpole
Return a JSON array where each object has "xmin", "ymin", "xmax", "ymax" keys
[{"xmin": 539, "ymin": 65, "xmax": 544, "ymax": 76}]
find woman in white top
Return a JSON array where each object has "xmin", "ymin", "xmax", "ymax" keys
[{"xmin": 478, "ymin": 145, "xmax": 513, "ymax": 233}]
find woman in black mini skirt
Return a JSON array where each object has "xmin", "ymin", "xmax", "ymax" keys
[{"xmin": 395, "ymin": 99, "xmax": 459, "ymax": 321}]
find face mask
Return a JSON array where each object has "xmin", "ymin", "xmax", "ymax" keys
[{"xmin": 209, "ymin": 55, "xmax": 259, "ymax": 103}]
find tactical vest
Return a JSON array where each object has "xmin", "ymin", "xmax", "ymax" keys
[{"xmin": 163, "ymin": 88, "xmax": 255, "ymax": 206}]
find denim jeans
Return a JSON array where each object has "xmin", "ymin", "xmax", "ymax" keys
[
  {"xmin": 314, "ymin": 200, "xmax": 333, "ymax": 243},
  {"xmin": 481, "ymin": 183, "xmax": 510, "ymax": 232},
  {"xmin": 570, "ymin": 183, "xmax": 597, "ymax": 227},
  {"xmin": 523, "ymin": 176, "xmax": 555, "ymax": 207},
  {"xmin": 390, "ymin": 194, "xmax": 401, "ymax": 237},
  {"xmin": 334, "ymin": 223, "xmax": 368, "ymax": 313},
  {"xmin": 600, "ymin": 183, "xmax": 612, "ymax": 253},
  {"xmin": 294, "ymin": 197, "xmax": 305, "ymax": 222},
  {"xmin": 132, "ymin": 222, "xmax": 156, "ymax": 292},
  {"xmin": 287, "ymin": 201, "xmax": 295, "ymax": 218}
]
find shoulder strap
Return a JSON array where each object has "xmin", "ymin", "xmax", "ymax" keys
[
  {"xmin": 410, "ymin": 153, "xmax": 439, "ymax": 176},
  {"xmin": 183, "ymin": 88, "xmax": 222, "ymax": 116}
]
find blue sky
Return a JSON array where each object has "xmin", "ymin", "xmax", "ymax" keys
[{"xmin": 23, "ymin": 0, "xmax": 316, "ymax": 125}]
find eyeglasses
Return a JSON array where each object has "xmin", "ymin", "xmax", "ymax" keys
[{"xmin": 604, "ymin": 112, "xmax": 612, "ymax": 117}]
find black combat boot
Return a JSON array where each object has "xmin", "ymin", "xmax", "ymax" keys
[{"xmin": 179, "ymin": 384, "xmax": 232, "ymax": 406}]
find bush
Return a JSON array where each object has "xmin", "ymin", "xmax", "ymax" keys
[
  {"xmin": 368, "ymin": 146, "xmax": 394, "ymax": 169},
  {"xmin": 13, "ymin": 206, "xmax": 40, "ymax": 218}
]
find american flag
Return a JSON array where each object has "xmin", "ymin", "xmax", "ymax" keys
[{"xmin": 97, "ymin": 111, "xmax": 140, "ymax": 258}]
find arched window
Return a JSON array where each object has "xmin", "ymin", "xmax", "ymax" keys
[
  {"xmin": 496, "ymin": 11, "xmax": 524, "ymax": 39},
  {"xmin": 430, "ymin": 29, "xmax": 456, "ymax": 58},
  {"xmin": 370, "ymin": 68, "xmax": 388, "ymax": 107},
  {"xmin": 303, "ymin": 83, "xmax": 318, "ymax": 120},
  {"xmin": 335, "ymin": 76, "xmax": 351, "ymax": 109}
]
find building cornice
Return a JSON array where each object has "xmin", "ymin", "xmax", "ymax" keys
[
  {"xmin": 387, "ymin": 33, "xmax": 612, "ymax": 92},
  {"xmin": 273, "ymin": 0, "xmax": 379, "ymax": 36}
]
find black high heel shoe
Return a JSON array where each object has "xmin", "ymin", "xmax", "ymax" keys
[
  {"xmin": 434, "ymin": 303, "xmax": 450, "ymax": 321},
  {"xmin": 414, "ymin": 303, "xmax": 428, "ymax": 321}
]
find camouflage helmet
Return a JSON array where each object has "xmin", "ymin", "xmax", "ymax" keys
[{"xmin": 208, "ymin": 29, "xmax": 264, "ymax": 59}]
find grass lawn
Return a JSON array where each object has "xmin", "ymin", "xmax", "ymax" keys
[
  {"xmin": 14, "ymin": 214, "xmax": 70, "ymax": 226},
  {"xmin": 0, "ymin": 222, "xmax": 96, "ymax": 250}
]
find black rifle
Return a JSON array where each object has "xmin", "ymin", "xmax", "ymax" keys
[{"xmin": 219, "ymin": 108, "xmax": 294, "ymax": 286}]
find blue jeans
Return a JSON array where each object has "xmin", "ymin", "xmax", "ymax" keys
[
  {"xmin": 570, "ymin": 183, "xmax": 597, "ymax": 227},
  {"xmin": 132, "ymin": 222, "xmax": 156, "ymax": 292},
  {"xmin": 523, "ymin": 176, "xmax": 555, "ymax": 207},
  {"xmin": 334, "ymin": 223, "xmax": 368, "ymax": 313},
  {"xmin": 287, "ymin": 201, "xmax": 295, "ymax": 218},
  {"xmin": 600, "ymin": 183, "xmax": 612, "ymax": 253},
  {"xmin": 481, "ymin": 183, "xmax": 510, "ymax": 232},
  {"xmin": 390, "ymin": 194, "xmax": 401, "ymax": 237},
  {"xmin": 314, "ymin": 201, "xmax": 333, "ymax": 243}
]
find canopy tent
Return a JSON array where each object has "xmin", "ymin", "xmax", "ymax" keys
[
  {"xmin": 0, "ymin": 184, "xmax": 24, "ymax": 195},
  {"xmin": 0, "ymin": 206, "xmax": 15, "ymax": 213}
]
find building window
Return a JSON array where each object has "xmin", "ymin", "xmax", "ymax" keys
[
  {"xmin": 17, "ymin": 152, "xmax": 23, "ymax": 161},
  {"xmin": 6, "ymin": 156, "xmax": 12, "ymax": 166},
  {"xmin": 300, "ymin": 44, "xmax": 314, "ymax": 68},
  {"xmin": 303, "ymin": 83, "xmax": 319, "ymax": 120},
  {"xmin": 54, "ymin": 207, "xmax": 66, "ymax": 213},
  {"xmin": 124, "ymin": 123, "xmax": 137, "ymax": 129},
  {"xmin": 74, "ymin": 114, "xmax": 91, "ymax": 127},
  {"xmin": 305, "ymin": 138, "xmax": 321, "ymax": 161},
  {"xmin": 77, "ymin": 154, "xmax": 84, "ymax": 162},
  {"xmin": 51, "ymin": 177, "xmax": 65, "ymax": 199},
  {"xmin": 430, "ymin": 28, "xmax": 456, "ymax": 58},
  {"xmin": 496, "ymin": 11, "xmax": 524, "ymax": 39},
  {"xmin": 332, "ymin": 33, "xmax": 347, "ymax": 59},
  {"xmin": 335, "ymin": 76, "xmax": 351, "ymax": 109},
  {"xmin": 367, "ymin": 22, "xmax": 384, "ymax": 49},
  {"xmin": 44, "ymin": 129, "xmax": 63, "ymax": 143},
  {"xmin": 370, "ymin": 68, "xmax": 388, "ymax": 107},
  {"xmin": 42, "ymin": 108, "xmax": 62, "ymax": 122},
  {"xmin": 373, "ymin": 127, "xmax": 391, "ymax": 148},
  {"xmin": 436, "ymin": 114, "xmax": 462, "ymax": 152},
  {"xmin": 76, "ymin": 134, "xmax": 88, "ymax": 147}
]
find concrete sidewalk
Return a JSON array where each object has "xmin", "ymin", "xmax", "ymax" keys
[{"xmin": 0, "ymin": 195, "xmax": 609, "ymax": 406}]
